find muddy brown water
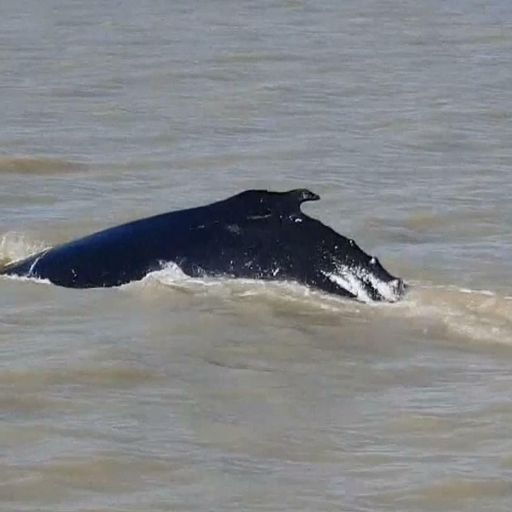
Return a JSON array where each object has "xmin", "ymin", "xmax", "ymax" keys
[{"xmin": 2, "ymin": 1, "xmax": 512, "ymax": 511}]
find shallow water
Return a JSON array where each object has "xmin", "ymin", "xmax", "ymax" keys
[{"xmin": 2, "ymin": 1, "xmax": 512, "ymax": 511}]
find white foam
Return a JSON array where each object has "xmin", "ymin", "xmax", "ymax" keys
[
  {"xmin": 321, "ymin": 269, "xmax": 372, "ymax": 303},
  {"xmin": 321, "ymin": 263, "xmax": 401, "ymax": 303},
  {"xmin": 0, "ymin": 273, "xmax": 51, "ymax": 285},
  {"xmin": 122, "ymin": 262, "xmax": 359, "ymax": 311},
  {"xmin": 362, "ymin": 269, "xmax": 400, "ymax": 303},
  {"xmin": 382, "ymin": 283, "xmax": 512, "ymax": 345},
  {"xmin": 0, "ymin": 232, "xmax": 48, "ymax": 264}
]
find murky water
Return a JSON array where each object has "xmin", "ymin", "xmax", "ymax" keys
[{"xmin": 2, "ymin": 1, "xmax": 512, "ymax": 510}]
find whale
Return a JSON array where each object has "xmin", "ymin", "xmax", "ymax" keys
[{"xmin": 0, "ymin": 189, "xmax": 405, "ymax": 302}]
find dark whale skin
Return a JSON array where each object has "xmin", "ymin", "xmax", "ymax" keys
[{"xmin": 1, "ymin": 189, "xmax": 405, "ymax": 302}]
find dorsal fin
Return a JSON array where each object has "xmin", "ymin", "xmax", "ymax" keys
[
  {"xmin": 231, "ymin": 189, "xmax": 319, "ymax": 207},
  {"xmin": 227, "ymin": 189, "xmax": 320, "ymax": 220},
  {"xmin": 284, "ymin": 189, "xmax": 320, "ymax": 206}
]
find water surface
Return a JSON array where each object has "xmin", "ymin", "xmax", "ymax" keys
[{"xmin": 2, "ymin": 1, "xmax": 512, "ymax": 511}]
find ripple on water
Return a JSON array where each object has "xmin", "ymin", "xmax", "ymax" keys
[
  {"xmin": 0, "ymin": 157, "xmax": 87, "ymax": 175},
  {"xmin": 0, "ymin": 393, "xmax": 73, "ymax": 416},
  {"xmin": 0, "ymin": 365, "xmax": 162, "ymax": 391},
  {"xmin": 0, "ymin": 453, "xmax": 182, "ymax": 505},
  {"xmin": 402, "ymin": 478, "xmax": 512, "ymax": 508}
]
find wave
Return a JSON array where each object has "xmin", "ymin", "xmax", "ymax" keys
[
  {"xmin": 2, "ymin": 237, "xmax": 511, "ymax": 345},
  {"xmin": 393, "ymin": 283, "xmax": 512, "ymax": 344},
  {"xmin": 0, "ymin": 156, "xmax": 86, "ymax": 175},
  {"xmin": 129, "ymin": 265, "xmax": 512, "ymax": 345}
]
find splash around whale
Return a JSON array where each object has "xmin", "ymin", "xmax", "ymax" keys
[{"xmin": 1, "ymin": 189, "xmax": 406, "ymax": 302}]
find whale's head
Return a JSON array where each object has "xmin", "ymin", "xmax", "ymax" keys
[
  {"xmin": 233, "ymin": 189, "xmax": 406, "ymax": 303},
  {"xmin": 320, "ymin": 236, "xmax": 406, "ymax": 303}
]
